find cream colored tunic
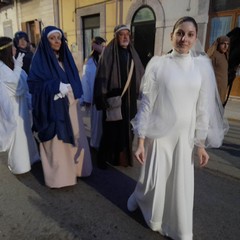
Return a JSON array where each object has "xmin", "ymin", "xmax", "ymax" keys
[{"xmin": 40, "ymin": 90, "xmax": 92, "ymax": 188}]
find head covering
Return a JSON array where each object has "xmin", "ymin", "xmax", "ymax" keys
[
  {"xmin": 27, "ymin": 26, "xmax": 82, "ymax": 144},
  {"xmin": 114, "ymin": 24, "xmax": 130, "ymax": 35},
  {"xmin": 91, "ymin": 36, "xmax": 106, "ymax": 53},
  {"xmin": 0, "ymin": 42, "xmax": 12, "ymax": 51},
  {"xmin": 29, "ymin": 25, "xmax": 82, "ymax": 98},
  {"xmin": 92, "ymin": 36, "xmax": 106, "ymax": 45},
  {"xmin": 207, "ymin": 35, "xmax": 230, "ymax": 58},
  {"xmin": 0, "ymin": 37, "xmax": 13, "ymax": 69},
  {"xmin": 0, "ymin": 36, "xmax": 12, "ymax": 48},
  {"xmin": 94, "ymin": 36, "xmax": 144, "ymax": 110},
  {"xmin": 47, "ymin": 29, "xmax": 62, "ymax": 38},
  {"xmin": 218, "ymin": 35, "xmax": 230, "ymax": 42},
  {"xmin": 13, "ymin": 31, "xmax": 29, "ymax": 48}
]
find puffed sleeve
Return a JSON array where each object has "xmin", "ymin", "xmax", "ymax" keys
[
  {"xmin": 194, "ymin": 56, "xmax": 229, "ymax": 148},
  {"xmin": 0, "ymin": 62, "xmax": 28, "ymax": 97},
  {"xmin": 131, "ymin": 56, "xmax": 160, "ymax": 138}
]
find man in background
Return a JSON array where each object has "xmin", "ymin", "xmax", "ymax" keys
[{"xmin": 94, "ymin": 24, "xmax": 144, "ymax": 168}]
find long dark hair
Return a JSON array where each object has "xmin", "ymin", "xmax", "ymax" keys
[{"xmin": 0, "ymin": 37, "xmax": 14, "ymax": 70}]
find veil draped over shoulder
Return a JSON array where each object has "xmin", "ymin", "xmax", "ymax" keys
[{"xmin": 131, "ymin": 39, "xmax": 229, "ymax": 148}]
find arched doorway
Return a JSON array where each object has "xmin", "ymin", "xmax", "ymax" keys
[{"xmin": 131, "ymin": 7, "xmax": 156, "ymax": 68}]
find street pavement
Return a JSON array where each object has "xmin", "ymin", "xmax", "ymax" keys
[
  {"xmin": 1, "ymin": 149, "xmax": 239, "ymax": 240},
  {"xmin": 207, "ymin": 97, "xmax": 240, "ymax": 180},
  {"xmin": 224, "ymin": 97, "xmax": 240, "ymax": 121},
  {"xmin": 0, "ymin": 97, "xmax": 239, "ymax": 240}
]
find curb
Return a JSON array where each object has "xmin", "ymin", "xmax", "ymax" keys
[{"xmin": 206, "ymin": 153, "xmax": 240, "ymax": 180}]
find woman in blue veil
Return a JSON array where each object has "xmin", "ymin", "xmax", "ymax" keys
[{"xmin": 28, "ymin": 26, "xmax": 92, "ymax": 188}]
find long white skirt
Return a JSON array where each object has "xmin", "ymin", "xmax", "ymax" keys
[
  {"xmin": 8, "ymin": 95, "xmax": 39, "ymax": 174},
  {"xmin": 131, "ymin": 129, "xmax": 194, "ymax": 240}
]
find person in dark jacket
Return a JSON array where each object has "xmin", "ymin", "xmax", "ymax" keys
[
  {"xmin": 94, "ymin": 24, "xmax": 144, "ymax": 168},
  {"xmin": 13, "ymin": 31, "xmax": 33, "ymax": 74}
]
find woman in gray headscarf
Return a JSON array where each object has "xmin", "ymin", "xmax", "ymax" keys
[{"xmin": 207, "ymin": 35, "xmax": 230, "ymax": 105}]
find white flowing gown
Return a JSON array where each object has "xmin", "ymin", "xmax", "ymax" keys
[
  {"xmin": 130, "ymin": 50, "xmax": 227, "ymax": 240},
  {"xmin": 0, "ymin": 61, "xmax": 39, "ymax": 174}
]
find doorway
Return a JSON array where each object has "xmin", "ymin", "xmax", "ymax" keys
[{"xmin": 131, "ymin": 7, "xmax": 156, "ymax": 68}]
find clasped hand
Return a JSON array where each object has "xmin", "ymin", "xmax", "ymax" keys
[
  {"xmin": 54, "ymin": 82, "xmax": 71, "ymax": 100},
  {"xmin": 59, "ymin": 82, "xmax": 71, "ymax": 96}
]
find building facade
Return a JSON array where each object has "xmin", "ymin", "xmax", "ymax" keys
[
  {"xmin": 0, "ymin": 0, "xmax": 239, "ymax": 97},
  {"xmin": 60, "ymin": 0, "xmax": 211, "ymax": 73},
  {"xmin": 0, "ymin": 0, "xmax": 60, "ymax": 42}
]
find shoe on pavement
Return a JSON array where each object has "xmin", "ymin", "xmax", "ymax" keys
[{"xmin": 127, "ymin": 194, "xmax": 138, "ymax": 212}]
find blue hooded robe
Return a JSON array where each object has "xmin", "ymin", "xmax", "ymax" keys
[{"xmin": 28, "ymin": 26, "xmax": 83, "ymax": 144}]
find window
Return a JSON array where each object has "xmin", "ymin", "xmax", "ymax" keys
[
  {"xmin": 210, "ymin": 0, "xmax": 240, "ymax": 12},
  {"xmin": 21, "ymin": 20, "xmax": 42, "ymax": 46},
  {"xmin": 207, "ymin": 0, "xmax": 240, "ymax": 97},
  {"xmin": 3, "ymin": 20, "xmax": 13, "ymax": 38},
  {"xmin": 133, "ymin": 7, "xmax": 155, "ymax": 23},
  {"xmin": 82, "ymin": 14, "xmax": 100, "ymax": 59},
  {"xmin": 206, "ymin": 0, "xmax": 240, "ymax": 49},
  {"xmin": 209, "ymin": 16, "xmax": 232, "ymax": 45}
]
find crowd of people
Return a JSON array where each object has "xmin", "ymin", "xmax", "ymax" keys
[{"xmin": 0, "ymin": 16, "xmax": 230, "ymax": 239}]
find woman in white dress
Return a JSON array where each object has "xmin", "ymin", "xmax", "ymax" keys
[
  {"xmin": 127, "ymin": 17, "xmax": 228, "ymax": 240},
  {"xmin": 81, "ymin": 36, "xmax": 106, "ymax": 149},
  {"xmin": 0, "ymin": 37, "xmax": 39, "ymax": 174}
]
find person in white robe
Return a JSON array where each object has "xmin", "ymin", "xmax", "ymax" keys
[
  {"xmin": 81, "ymin": 36, "xmax": 106, "ymax": 149},
  {"xmin": 127, "ymin": 17, "xmax": 229, "ymax": 240},
  {"xmin": 0, "ymin": 37, "xmax": 39, "ymax": 174}
]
